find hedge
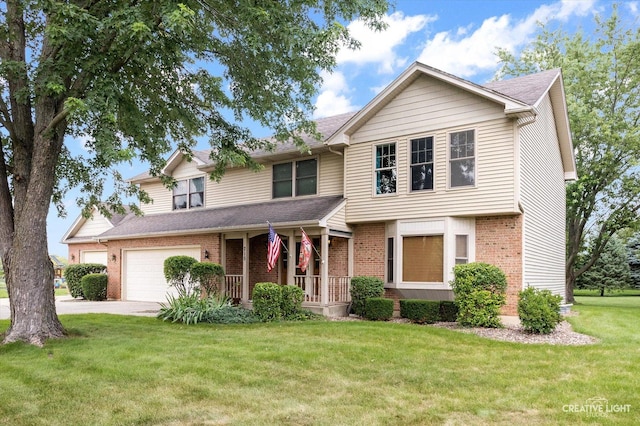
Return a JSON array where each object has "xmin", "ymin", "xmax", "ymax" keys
[
  {"xmin": 64, "ymin": 263, "xmax": 106, "ymax": 298},
  {"xmin": 350, "ymin": 276, "xmax": 384, "ymax": 316},
  {"xmin": 399, "ymin": 299, "xmax": 440, "ymax": 324},
  {"xmin": 364, "ymin": 297, "xmax": 393, "ymax": 321}
]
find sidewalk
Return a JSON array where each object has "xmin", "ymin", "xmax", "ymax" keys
[{"xmin": 0, "ymin": 295, "xmax": 161, "ymax": 320}]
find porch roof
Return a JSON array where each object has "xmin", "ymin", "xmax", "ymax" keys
[{"xmin": 94, "ymin": 196, "xmax": 346, "ymax": 240}]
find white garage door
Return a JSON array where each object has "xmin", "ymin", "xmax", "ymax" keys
[
  {"xmin": 81, "ymin": 250, "xmax": 108, "ymax": 265},
  {"xmin": 123, "ymin": 247, "xmax": 200, "ymax": 302}
]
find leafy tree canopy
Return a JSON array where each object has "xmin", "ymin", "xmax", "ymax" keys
[
  {"xmin": 0, "ymin": 0, "xmax": 389, "ymax": 345},
  {"xmin": 496, "ymin": 6, "xmax": 640, "ymax": 302}
]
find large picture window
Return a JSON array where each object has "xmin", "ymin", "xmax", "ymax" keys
[
  {"xmin": 273, "ymin": 159, "xmax": 317, "ymax": 198},
  {"xmin": 402, "ymin": 235, "xmax": 443, "ymax": 282},
  {"xmin": 449, "ymin": 130, "xmax": 475, "ymax": 187},
  {"xmin": 375, "ymin": 143, "xmax": 396, "ymax": 194},
  {"xmin": 173, "ymin": 177, "xmax": 204, "ymax": 210},
  {"xmin": 410, "ymin": 136, "xmax": 434, "ymax": 191}
]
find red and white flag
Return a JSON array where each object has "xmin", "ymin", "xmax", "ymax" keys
[
  {"xmin": 267, "ymin": 224, "xmax": 281, "ymax": 272},
  {"xmin": 297, "ymin": 229, "xmax": 312, "ymax": 273}
]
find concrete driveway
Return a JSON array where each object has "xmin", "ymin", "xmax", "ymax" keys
[{"xmin": 0, "ymin": 295, "xmax": 161, "ymax": 320}]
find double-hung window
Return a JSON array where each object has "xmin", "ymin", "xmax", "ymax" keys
[
  {"xmin": 455, "ymin": 235, "xmax": 469, "ymax": 264},
  {"xmin": 375, "ymin": 143, "xmax": 396, "ymax": 195},
  {"xmin": 173, "ymin": 177, "xmax": 204, "ymax": 210},
  {"xmin": 273, "ymin": 158, "xmax": 317, "ymax": 198},
  {"xmin": 449, "ymin": 130, "xmax": 475, "ymax": 187},
  {"xmin": 410, "ymin": 136, "xmax": 434, "ymax": 191}
]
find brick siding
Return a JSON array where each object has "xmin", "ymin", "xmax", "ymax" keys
[
  {"xmin": 475, "ymin": 215, "xmax": 523, "ymax": 315},
  {"xmin": 353, "ymin": 223, "xmax": 386, "ymax": 280}
]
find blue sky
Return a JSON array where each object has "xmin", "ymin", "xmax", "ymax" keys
[{"xmin": 49, "ymin": 0, "xmax": 632, "ymax": 256}]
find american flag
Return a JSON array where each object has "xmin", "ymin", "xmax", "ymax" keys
[{"xmin": 267, "ymin": 224, "xmax": 282, "ymax": 272}]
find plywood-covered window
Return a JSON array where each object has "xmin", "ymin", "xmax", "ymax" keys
[{"xmin": 402, "ymin": 235, "xmax": 443, "ymax": 282}]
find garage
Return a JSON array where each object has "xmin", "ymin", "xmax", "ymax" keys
[
  {"xmin": 81, "ymin": 250, "xmax": 108, "ymax": 265},
  {"xmin": 122, "ymin": 247, "xmax": 201, "ymax": 302}
]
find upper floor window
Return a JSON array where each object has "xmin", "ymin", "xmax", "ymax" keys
[
  {"xmin": 410, "ymin": 137, "xmax": 434, "ymax": 191},
  {"xmin": 375, "ymin": 143, "xmax": 396, "ymax": 195},
  {"xmin": 449, "ymin": 130, "xmax": 475, "ymax": 188},
  {"xmin": 173, "ymin": 177, "xmax": 204, "ymax": 210},
  {"xmin": 273, "ymin": 159, "xmax": 317, "ymax": 198}
]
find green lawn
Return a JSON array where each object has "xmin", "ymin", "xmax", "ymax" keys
[
  {"xmin": 0, "ymin": 283, "xmax": 68, "ymax": 298},
  {"xmin": 0, "ymin": 298, "xmax": 639, "ymax": 425}
]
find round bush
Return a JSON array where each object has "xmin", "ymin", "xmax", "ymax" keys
[
  {"xmin": 350, "ymin": 276, "xmax": 384, "ymax": 317},
  {"xmin": 451, "ymin": 262, "xmax": 507, "ymax": 328},
  {"xmin": 252, "ymin": 282, "xmax": 283, "ymax": 322},
  {"xmin": 64, "ymin": 263, "xmax": 106, "ymax": 298},
  {"xmin": 189, "ymin": 262, "xmax": 224, "ymax": 295},
  {"xmin": 163, "ymin": 256, "xmax": 198, "ymax": 295},
  {"xmin": 518, "ymin": 287, "xmax": 562, "ymax": 334},
  {"xmin": 281, "ymin": 285, "xmax": 304, "ymax": 318},
  {"xmin": 81, "ymin": 273, "xmax": 107, "ymax": 301}
]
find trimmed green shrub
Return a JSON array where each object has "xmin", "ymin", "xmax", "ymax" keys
[
  {"xmin": 64, "ymin": 263, "xmax": 106, "ymax": 298},
  {"xmin": 399, "ymin": 299, "xmax": 440, "ymax": 324},
  {"xmin": 81, "ymin": 273, "xmax": 107, "ymax": 301},
  {"xmin": 164, "ymin": 256, "xmax": 198, "ymax": 295},
  {"xmin": 518, "ymin": 287, "xmax": 562, "ymax": 334},
  {"xmin": 350, "ymin": 276, "xmax": 384, "ymax": 316},
  {"xmin": 158, "ymin": 293, "xmax": 231, "ymax": 325},
  {"xmin": 281, "ymin": 285, "xmax": 304, "ymax": 318},
  {"xmin": 364, "ymin": 297, "xmax": 393, "ymax": 321},
  {"xmin": 252, "ymin": 282, "xmax": 283, "ymax": 322},
  {"xmin": 189, "ymin": 262, "xmax": 225, "ymax": 296},
  {"xmin": 439, "ymin": 301, "xmax": 458, "ymax": 322},
  {"xmin": 203, "ymin": 305, "xmax": 260, "ymax": 324},
  {"xmin": 451, "ymin": 262, "xmax": 507, "ymax": 328}
]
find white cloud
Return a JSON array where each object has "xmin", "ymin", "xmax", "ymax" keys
[
  {"xmin": 337, "ymin": 11, "xmax": 437, "ymax": 74},
  {"xmin": 627, "ymin": 1, "xmax": 639, "ymax": 15},
  {"xmin": 313, "ymin": 70, "xmax": 359, "ymax": 118},
  {"xmin": 416, "ymin": 0, "xmax": 598, "ymax": 79}
]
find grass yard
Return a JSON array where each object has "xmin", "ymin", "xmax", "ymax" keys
[
  {"xmin": 1, "ymin": 297, "xmax": 639, "ymax": 425},
  {"xmin": 0, "ymin": 283, "xmax": 68, "ymax": 298}
]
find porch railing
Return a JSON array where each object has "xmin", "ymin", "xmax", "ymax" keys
[
  {"xmin": 224, "ymin": 275, "xmax": 351, "ymax": 305},
  {"xmin": 224, "ymin": 274, "xmax": 243, "ymax": 300}
]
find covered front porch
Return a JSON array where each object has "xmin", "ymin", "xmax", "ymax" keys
[{"xmin": 221, "ymin": 227, "xmax": 353, "ymax": 317}]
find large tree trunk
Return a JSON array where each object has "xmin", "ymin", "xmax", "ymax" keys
[{"xmin": 4, "ymin": 245, "xmax": 65, "ymax": 346}]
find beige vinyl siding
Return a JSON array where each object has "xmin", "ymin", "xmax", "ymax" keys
[
  {"xmin": 326, "ymin": 204, "xmax": 348, "ymax": 232},
  {"xmin": 519, "ymin": 95, "xmax": 566, "ymax": 300},
  {"xmin": 345, "ymin": 117, "xmax": 518, "ymax": 222},
  {"xmin": 74, "ymin": 213, "xmax": 112, "ymax": 238},
  {"xmin": 318, "ymin": 152, "xmax": 343, "ymax": 196},
  {"xmin": 140, "ymin": 181, "xmax": 173, "ymax": 215},
  {"xmin": 349, "ymin": 75, "xmax": 505, "ymax": 145},
  {"xmin": 171, "ymin": 159, "xmax": 202, "ymax": 180}
]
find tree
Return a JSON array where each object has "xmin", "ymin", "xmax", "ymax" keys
[
  {"xmin": 0, "ymin": 0, "xmax": 388, "ymax": 345},
  {"xmin": 627, "ymin": 233, "xmax": 640, "ymax": 288},
  {"xmin": 576, "ymin": 236, "xmax": 631, "ymax": 296},
  {"xmin": 496, "ymin": 7, "xmax": 640, "ymax": 303}
]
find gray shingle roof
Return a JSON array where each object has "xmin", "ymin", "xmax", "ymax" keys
[
  {"xmin": 97, "ymin": 196, "xmax": 345, "ymax": 239},
  {"xmin": 483, "ymin": 69, "xmax": 560, "ymax": 106}
]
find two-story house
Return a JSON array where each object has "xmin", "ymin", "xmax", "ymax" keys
[{"xmin": 62, "ymin": 62, "xmax": 575, "ymax": 316}]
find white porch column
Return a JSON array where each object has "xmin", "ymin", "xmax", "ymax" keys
[
  {"xmin": 348, "ymin": 236, "xmax": 354, "ymax": 277},
  {"xmin": 242, "ymin": 233, "xmax": 249, "ymax": 301},
  {"xmin": 287, "ymin": 230, "xmax": 295, "ymax": 285},
  {"xmin": 321, "ymin": 231, "xmax": 329, "ymax": 308}
]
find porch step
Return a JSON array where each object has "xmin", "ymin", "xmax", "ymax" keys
[{"xmin": 384, "ymin": 288, "xmax": 402, "ymax": 313}]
